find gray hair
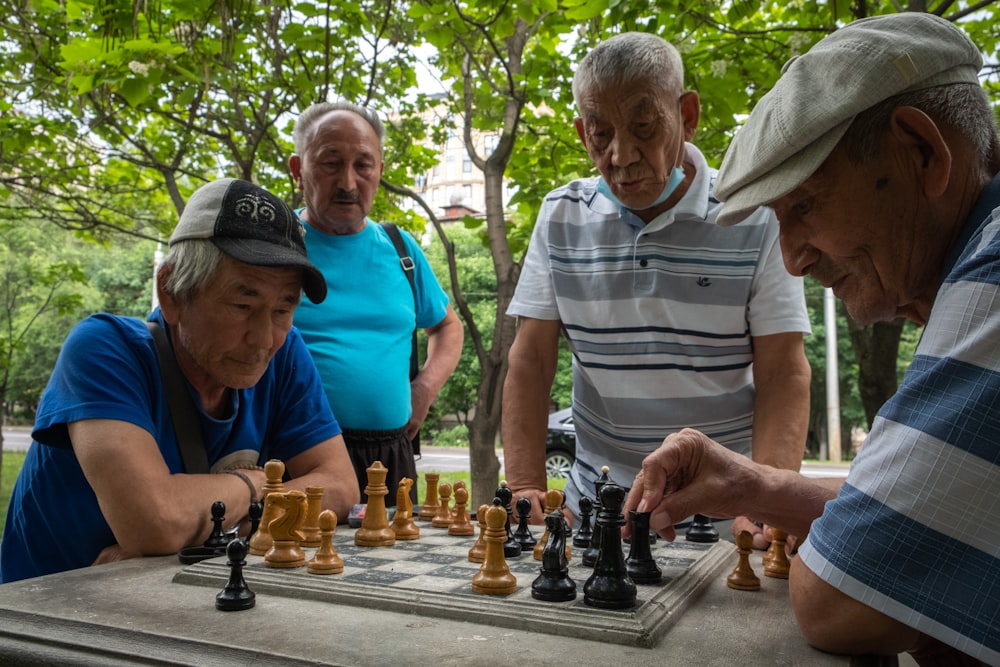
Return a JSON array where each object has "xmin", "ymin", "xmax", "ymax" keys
[
  {"xmin": 842, "ymin": 83, "xmax": 1000, "ymax": 174},
  {"xmin": 159, "ymin": 240, "xmax": 225, "ymax": 303},
  {"xmin": 292, "ymin": 101, "xmax": 386, "ymax": 157},
  {"xmin": 572, "ymin": 32, "xmax": 685, "ymax": 110}
]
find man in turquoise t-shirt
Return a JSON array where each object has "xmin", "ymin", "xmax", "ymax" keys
[{"xmin": 289, "ymin": 101, "xmax": 464, "ymax": 504}]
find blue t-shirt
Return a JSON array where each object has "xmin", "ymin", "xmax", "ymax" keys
[
  {"xmin": 0, "ymin": 309, "xmax": 340, "ymax": 583},
  {"xmin": 293, "ymin": 220, "xmax": 450, "ymax": 430}
]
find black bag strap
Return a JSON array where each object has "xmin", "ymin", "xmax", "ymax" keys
[
  {"xmin": 379, "ymin": 222, "xmax": 421, "ymax": 456},
  {"xmin": 146, "ymin": 321, "xmax": 210, "ymax": 474}
]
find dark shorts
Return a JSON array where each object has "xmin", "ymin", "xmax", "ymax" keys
[{"xmin": 341, "ymin": 427, "xmax": 418, "ymax": 506}]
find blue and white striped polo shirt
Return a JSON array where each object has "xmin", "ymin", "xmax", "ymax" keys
[{"xmin": 799, "ymin": 174, "xmax": 1000, "ymax": 662}]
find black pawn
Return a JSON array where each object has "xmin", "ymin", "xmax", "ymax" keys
[
  {"xmin": 203, "ymin": 501, "xmax": 230, "ymax": 551},
  {"xmin": 582, "ymin": 468, "xmax": 612, "ymax": 567},
  {"xmin": 247, "ymin": 499, "xmax": 264, "ymax": 541},
  {"xmin": 573, "ymin": 496, "xmax": 595, "ymax": 548},
  {"xmin": 583, "ymin": 482, "xmax": 636, "ymax": 610},
  {"xmin": 686, "ymin": 513, "xmax": 720, "ymax": 543},
  {"xmin": 531, "ymin": 509, "xmax": 577, "ymax": 602},
  {"xmin": 513, "ymin": 497, "xmax": 537, "ymax": 551},
  {"xmin": 215, "ymin": 538, "xmax": 255, "ymax": 611},
  {"xmin": 495, "ymin": 485, "xmax": 521, "ymax": 558},
  {"xmin": 625, "ymin": 510, "xmax": 662, "ymax": 584}
]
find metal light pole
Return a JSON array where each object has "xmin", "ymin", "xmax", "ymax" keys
[{"xmin": 824, "ymin": 287, "xmax": 842, "ymax": 462}]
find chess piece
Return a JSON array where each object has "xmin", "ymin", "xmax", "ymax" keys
[
  {"xmin": 264, "ymin": 490, "xmax": 308, "ymax": 568},
  {"xmin": 248, "ymin": 459, "xmax": 286, "ymax": 555},
  {"xmin": 300, "ymin": 485, "xmax": 324, "ymax": 548},
  {"xmin": 495, "ymin": 483, "xmax": 521, "ymax": 558},
  {"xmin": 727, "ymin": 530, "xmax": 761, "ymax": 591},
  {"xmin": 355, "ymin": 461, "xmax": 396, "ymax": 547},
  {"xmin": 531, "ymin": 509, "xmax": 577, "ymax": 602},
  {"xmin": 573, "ymin": 496, "xmax": 595, "ymax": 548},
  {"xmin": 512, "ymin": 497, "xmax": 537, "ymax": 551},
  {"xmin": 582, "ymin": 466, "xmax": 613, "ymax": 567},
  {"xmin": 451, "ymin": 481, "xmax": 470, "ymax": 522},
  {"xmin": 763, "ymin": 528, "xmax": 791, "ymax": 579},
  {"xmin": 418, "ymin": 472, "xmax": 441, "ymax": 521},
  {"xmin": 583, "ymin": 482, "xmax": 636, "ymax": 610},
  {"xmin": 448, "ymin": 486, "xmax": 475, "ymax": 536},
  {"xmin": 625, "ymin": 510, "xmax": 662, "ymax": 584},
  {"xmin": 471, "ymin": 499, "xmax": 517, "ymax": 595},
  {"xmin": 468, "ymin": 504, "xmax": 489, "ymax": 563},
  {"xmin": 685, "ymin": 514, "xmax": 720, "ymax": 543},
  {"xmin": 203, "ymin": 501, "xmax": 230, "ymax": 550},
  {"xmin": 308, "ymin": 509, "xmax": 345, "ymax": 574},
  {"xmin": 533, "ymin": 488, "xmax": 569, "ymax": 561},
  {"xmin": 247, "ymin": 499, "xmax": 263, "ymax": 541},
  {"xmin": 391, "ymin": 477, "xmax": 420, "ymax": 540},
  {"xmin": 216, "ymin": 538, "xmax": 255, "ymax": 611},
  {"xmin": 431, "ymin": 482, "xmax": 453, "ymax": 528}
]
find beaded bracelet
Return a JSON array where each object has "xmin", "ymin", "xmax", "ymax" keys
[{"xmin": 223, "ymin": 469, "xmax": 258, "ymax": 504}]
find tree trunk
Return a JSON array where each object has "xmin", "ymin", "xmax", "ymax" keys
[{"xmin": 846, "ymin": 316, "xmax": 905, "ymax": 428}]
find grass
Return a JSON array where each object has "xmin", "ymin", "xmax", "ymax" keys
[{"xmin": 0, "ymin": 455, "xmax": 564, "ymax": 541}]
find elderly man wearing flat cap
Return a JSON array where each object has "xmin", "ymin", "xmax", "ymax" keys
[
  {"xmin": 1, "ymin": 178, "xmax": 360, "ymax": 584},
  {"xmin": 626, "ymin": 13, "xmax": 999, "ymax": 665}
]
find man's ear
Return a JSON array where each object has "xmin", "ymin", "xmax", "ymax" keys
[
  {"xmin": 288, "ymin": 154, "xmax": 302, "ymax": 186},
  {"xmin": 888, "ymin": 106, "xmax": 952, "ymax": 199},
  {"xmin": 156, "ymin": 266, "xmax": 180, "ymax": 325},
  {"xmin": 679, "ymin": 91, "xmax": 701, "ymax": 142},
  {"xmin": 574, "ymin": 117, "xmax": 587, "ymax": 148}
]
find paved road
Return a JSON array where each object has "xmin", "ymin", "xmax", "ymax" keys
[{"xmin": 3, "ymin": 427, "xmax": 848, "ymax": 477}]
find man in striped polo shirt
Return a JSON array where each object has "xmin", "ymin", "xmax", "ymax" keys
[
  {"xmin": 501, "ymin": 31, "xmax": 812, "ymax": 549},
  {"xmin": 629, "ymin": 14, "xmax": 999, "ymax": 664}
]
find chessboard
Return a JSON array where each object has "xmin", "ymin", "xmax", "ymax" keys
[{"xmin": 173, "ymin": 523, "xmax": 732, "ymax": 648}]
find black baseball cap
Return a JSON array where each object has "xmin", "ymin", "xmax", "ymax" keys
[{"xmin": 170, "ymin": 178, "xmax": 326, "ymax": 303}]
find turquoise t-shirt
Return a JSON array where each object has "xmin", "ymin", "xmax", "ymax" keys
[{"xmin": 294, "ymin": 219, "xmax": 450, "ymax": 430}]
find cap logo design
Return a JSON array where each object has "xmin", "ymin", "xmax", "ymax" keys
[{"xmin": 233, "ymin": 193, "xmax": 277, "ymax": 226}]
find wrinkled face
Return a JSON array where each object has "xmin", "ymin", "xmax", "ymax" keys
[
  {"xmin": 575, "ymin": 80, "xmax": 693, "ymax": 212},
  {"xmin": 164, "ymin": 257, "xmax": 302, "ymax": 390},
  {"xmin": 291, "ymin": 110, "xmax": 384, "ymax": 235},
  {"xmin": 768, "ymin": 143, "xmax": 938, "ymax": 325}
]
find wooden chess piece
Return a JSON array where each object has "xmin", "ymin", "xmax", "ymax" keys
[
  {"xmin": 216, "ymin": 538, "xmax": 255, "ymax": 611},
  {"xmin": 625, "ymin": 510, "xmax": 662, "ymax": 584},
  {"xmin": 573, "ymin": 496, "xmax": 595, "ymax": 548},
  {"xmin": 355, "ymin": 461, "xmax": 396, "ymax": 547},
  {"xmin": 468, "ymin": 504, "xmax": 489, "ymax": 563},
  {"xmin": 203, "ymin": 501, "xmax": 230, "ymax": 550},
  {"xmin": 448, "ymin": 486, "xmax": 475, "ymax": 536},
  {"xmin": 763, "ymin": 528, "xmax": 791, "ymax": 579},
  {"xmin": 533, "ymin": 488, "xmax": 570, "ymax": 561},
  {"xmin": 264, "ymin": 490, "xmax": 308, "ymax": 568},
  {"xmin": 583, "ymin": 481, "xmax": 636, "ymax": 610},
  {"xmin": 471, "ymin": 499, "xmax": 517, "ymax": 596},
  {"xmin": 307, "ymin": 509, "xmax": 345, "ymax": 575},
  {"xmin": 431, "ymin": 482, "xmax": 453, "ymax": 528},
  {"xmin": 727, "ymin": 530, "xmax": 761, "ymax": 591},
  {"xmin": 512, "ymin": 497, "xmax": 537, "ymax": 551},
  {"xmin": 418, "ymin": 472, "xmax": 441, "ymax": 521},
  {"xmin": 531, "ymin": 509, "xmax": 577, "ymax": 602},
  {"xmin": 248, "ymin": 459, "xmax": 286, "ymax": 556},
  {"xmin": 451, "ymin": 481, "xmax": 469, "ymax": 522},
  {"xmin": 686, "ymin": 513, "xmax": 720, "ymax": 543},
  {"xmin": 300, "ymin": 485, "xmax": 324, "ymax": 548},
  {"xmin": 247, "ymin": 499, "xmax": 263, "ymax": 541},
  {"xmin": 391, "ymin": 477, "xmax": 420, "ymax": 540}
]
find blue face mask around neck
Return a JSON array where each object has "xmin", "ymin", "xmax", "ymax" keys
[{"xmin": 597, "ymin": 164, "xmax": 685, "ymax": 212}]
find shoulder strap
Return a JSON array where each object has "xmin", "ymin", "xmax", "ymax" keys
[
  {"xmin": 379, "ymin": 222, "xmax": 422, "ymax": 456},
  {"xmin": 146, "ymin": 321, "xmax": 210, "ymax": 474}
]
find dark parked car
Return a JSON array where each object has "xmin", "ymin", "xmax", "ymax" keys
[{"xmin": 545, "ymin": 408, "xmax": 576, "ymax": 479}]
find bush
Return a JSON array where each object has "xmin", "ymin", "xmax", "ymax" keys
[{"xmin": 428, "ymin": 424, "xmax": 469, "ymax": 448}]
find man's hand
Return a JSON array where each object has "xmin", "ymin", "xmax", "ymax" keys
[
  {"xmin": 625, "ymin": 428, "xmax": 756, "ymax": 539},
  {"xmin": 92, "ymin": 544, "xmax": 141, "ymax": 566},
  {"xmin": 509, "ymin": 487, "xmax": 548, "ymax": 524}
]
